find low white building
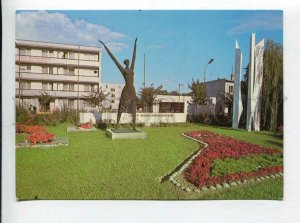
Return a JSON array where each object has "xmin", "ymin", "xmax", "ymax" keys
[{"xmin": 80, "ymin": 94, "xmax": 193, "ymax": 125}]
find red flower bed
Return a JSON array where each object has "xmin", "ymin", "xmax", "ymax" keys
[
  {"xmin": 184, "ymin": 130, "xmax": 283, "ymax": 187},
  {"xmin": 27, "ymin": 131, "xmax": 55, "ymax": 144},
  {"xmin": 16, "ymin": 123, "xmax": 56, "ymax": 145},
  {"xmin": 16, "ymin": 123, "xmax": 45, "ymax": 133},
  {"xmin": 79, "ymin": 122, "xmax": 93, "ymax": 129}
]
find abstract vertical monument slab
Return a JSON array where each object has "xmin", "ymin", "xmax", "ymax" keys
[
  {"xmin": 232, "ymin": 40, "xmax": 243, "ymax": 129},
  {"xmin": 246, "ymin": 33, "xmax": 264, "ymax": 131},
  {"xmin": 246, "ymin": 33, "xmax": 256, "ymax": 131},
  {"xmin": 252, "ymin": 39, "xmax": 265, "ymax": 131}
]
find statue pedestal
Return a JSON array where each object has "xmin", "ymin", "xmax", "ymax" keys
[{"xmin": 106, "ymin": 128, "xmax": 147, "ymax": 140}]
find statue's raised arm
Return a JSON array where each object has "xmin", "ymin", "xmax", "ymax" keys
[
  {"xmin": 98, "ymin": 40, "xmax": 124, "ymax": 74},
  {"xmin": 130, "ymin": 38, "xmax": 137, "ymax": 71}
]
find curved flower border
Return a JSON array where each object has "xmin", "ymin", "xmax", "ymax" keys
[{"xmin": 166, "ymin": 130, "xmax": 283, "ymax": 193}]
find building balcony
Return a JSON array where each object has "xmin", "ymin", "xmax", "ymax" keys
[
  {"xmin": 16, "ymin": 89, "xmax": 93, "ymax": 99},
  {"xmin": 16, "ymin": 72, "xmax": 99, "ymax": 84},
  {"xmin": 16, "ymin": 54, "xmax": 99, "ymax": 68}
]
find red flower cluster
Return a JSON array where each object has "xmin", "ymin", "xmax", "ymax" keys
[
  {"xmin": 16, "ymin": 123, "xmax": 45, "ymax": 134},
  {"xmin": 27, "ymin": 131, "xmax": 55, "ymax": 144},
  {"xmin": 79, "ymin": 122, "xmax": 93, "ymax": 129},
  {"xmin": 184, "ymin": 130, "xmax": 283, "ymax": 187}
]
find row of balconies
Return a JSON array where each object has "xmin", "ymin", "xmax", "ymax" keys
[
  {"xmin": 16, "ymin": 54, "xmax": 100, "ymax": 68},
  {"xmin": 16, "ymin": 72, "xmax": 99, "ymax": 84},
  {"xmin": 16, "ymin": 89, "xmax": 94, "ymax": 99}
]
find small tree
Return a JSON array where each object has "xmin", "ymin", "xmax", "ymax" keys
[
  {"xmin": 38, "ymin": 91, "xmax": 54, "ymax": 111},
  {"xmin": 85, "ymin": 88, "xmax": 109, "ymax": 112},
  {"xmin": 188, "ymin": 78, "xmax": 207, "ymax": 105},
  {"xmin": 139, "ymin": 84, "xmax": 162, "ymax": 112}
]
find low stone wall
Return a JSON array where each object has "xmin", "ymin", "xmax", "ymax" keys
[
  {"xmin": 102, "ymin": 112, "xmax": 187, "ymax": 125},
  {"xmin": 79, "ymin": 112, "xmax": 187, "ymax": 125}
]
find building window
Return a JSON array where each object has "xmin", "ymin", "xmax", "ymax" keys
[
  {"xmin": 49, "ymin": 50, "xmax": 54, "ymax": 57},
  {"xmin": 69, "ymin": 68, "xmax": 75, "ymax": 75},
  {"xmin": 20, "ymin": 49, "xmax": 26, "ymax": 55},
  {"xmin": 42, "ymin": 82, "xmax": 48, "ymax": 90},
  {"xmin": 42, "ymin": 83, "xmax": 52, "ymax": 91},
  {"xmin": 64, "ymin": 68, "xmax": 69, "ymax": 75},
  {"xmin": 20, "ymin": 48, "xmax": 31, "ymax": 56},
  {"xmin": 111, "ymin": 88, "xmax": 115, "ymax": 92},
  {"xmin": 49, "ymin": 67, "xmax": 53, "ymax": 74},
  {"xmin": 111, "ymin": 100, "xmax": 115, "ymax": 103},
  {"xmin": 84, "ymin": 85, "xmax": 91, "ymax": 92},
  {"xmin": 111, "ymin": 94, "xmax": 115, "ymax": 98},
  {"xmin": 26, "ymin": 65, "xmax": 31, "ymax": 71},
  {"xmin": 159, "ymin": 102, "xmax": 184, "ymax": 113},
  {"xmin": 42, "ymin": 50, "xmax": 48, "ymax": 57},
  {"xmin": 42, "ymin": 66, "xmax": 49, "ymax": 74},
  {"xmin": 20, "ymin": 82, "xmax": 31, "ymax": 90},
  {"xmin": 20, "ymin": 65, "xmax": 27, "ymax": 71},
  {"xmin": 63, "ymin": 84, "xmax": 69, "ymax": 91},
  {"xmin": 229, "ymin": 86, "xmax": 234, "ymax": 94},
  {"xmin": 63, "ymin": 52, "xmax": 68, "ymax": 59},
  {"xmin": 69, "ymin": 84, "xmax": 75, "ymax": 91},
  {"xmin": 69, "ymin": 52, "xmax": 75, "ymax": 59},
  {"xmin": 69, "ymin": 99, "xmax": 75, "ymax": 108},
  {"xmin": 62, "ymin": 99, "xmax": 68, "ymax": 107},
  {"xmin": 84, "ymin": 54, "xmax": 90, "ymax": 60}
]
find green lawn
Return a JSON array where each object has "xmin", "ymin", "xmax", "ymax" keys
[{"xmin": 16, "ymin": 123, "xmax": 283, "ymax": 200}]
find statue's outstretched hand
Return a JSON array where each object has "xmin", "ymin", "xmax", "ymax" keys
[{"xmin": 98, "ymin": 40, "xmax": 105, "ymax": 46}]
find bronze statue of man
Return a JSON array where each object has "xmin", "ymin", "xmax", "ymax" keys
[{"xmin": 99, "ymin": 38, "xmax": 138, "ymax": 129}]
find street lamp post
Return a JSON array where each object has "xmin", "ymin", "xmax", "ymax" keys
[
  {"xmin": 178, "ymin": 83, "xmax": 183, "ymax": 112},
  {"xmin": 203, "ymin": 58, "xmax": 214, "ymax": 83}
]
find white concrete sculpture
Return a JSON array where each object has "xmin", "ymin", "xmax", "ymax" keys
[
  {"xmin": 232, "ymin": 40, "xmax": 243, "ymax": 129},
  {"xmin": 246, "ymin": 33, "xmax": 265, "ymax": 131},
  {"xmin": 253, "ymin": 39, "xmax": 265, "ymax": 131}
]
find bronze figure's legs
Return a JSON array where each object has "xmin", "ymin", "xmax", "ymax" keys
[
  {"xmin": 132, "ymin": 102, "xmax": 137, "ymax": 130},
  {"xmin": 116, "ymin": 110, "xmax": 122, "ymax": 127}
]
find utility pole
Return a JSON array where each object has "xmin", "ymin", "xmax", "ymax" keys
[
  {"xmin": 16, "ymin": 43, "xmax": 21, "ymax": 107},
  {"xmin": 143, "ymin": 53, "xmax": 146, "ymax": 88}
]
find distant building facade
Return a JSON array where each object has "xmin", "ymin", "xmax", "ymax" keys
[
  {"xmin": 15, "ymin": 39, "xmax": 101, "ymax": 111},
  {"xmin": 100, "ymin": 83, "xmax": 125, "ymax": 111},
  {"xmin": 188, "ymin": 75, "xmax": 235, "ymax": 115}
]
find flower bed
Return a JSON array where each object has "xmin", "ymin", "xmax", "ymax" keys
[
  {"xmin": 27, "ymin": 131, "xmax": 55, "ymax": 144},
  {"xmin": 79, "ymin": 122, "xmax": 93, "ymax": 129},
  {"xmin": 16, "ymin": 123, "xmax": 45, "ymax": 134},
  {"xmin": 16, "ymin": 123, "xmax": 56, "ymax": 145},
  {"xmin": 184, "ymin": 130, "xmax": 283, "ymax": 187}
]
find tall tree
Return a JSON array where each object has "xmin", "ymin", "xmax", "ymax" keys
[
  {"xmin": 188, "ymin": 78, "xmax": 207, "ymax": 105},
  {"xmin": 139, "ymin": 84, "xmax": 163, "ymax": 112},
  {"xmin": 261, "ymin": 40, "xmax": 283, "ymax": 131}
]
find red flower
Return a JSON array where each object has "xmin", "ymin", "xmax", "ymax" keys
[{"xmin": 79, "ymin": 122, "xmax": 93, "ymax": 129}]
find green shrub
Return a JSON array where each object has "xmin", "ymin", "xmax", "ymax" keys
[{"xmin": 15, "ymin": 105, "xmax": 78, "ymax": 126}]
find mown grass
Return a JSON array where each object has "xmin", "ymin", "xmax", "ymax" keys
[
  {"xmin": 211, "ymin": 154, "xmax": 283, "ymax": 176},
  {"xmin": 16, "ymin": 123, "xmax": 283, "ymax": 200}
]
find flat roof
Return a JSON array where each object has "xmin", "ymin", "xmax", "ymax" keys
[{"xmin": 15, "ymin": 39, "xmax": 100, "ymax": 53}]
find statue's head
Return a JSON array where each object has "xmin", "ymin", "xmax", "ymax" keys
[{"xmin": 124, "ymin": 59, "xmax": 130, "ymax": 66}]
